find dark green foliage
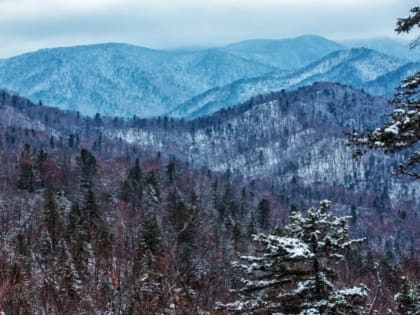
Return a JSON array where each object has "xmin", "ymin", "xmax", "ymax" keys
[
  {"xmin": 217, "ymin": 183, "xmax": 238, "ymax": 224},
  {"xmin": 141, "ymin": 217, "xmax": 161, "ymax": 253},
  {"xmin": 17, "ymin": 161, "xmax": 35, "ymax": 192},
  {"xmin": 83, "ymin": 190, "xmax": 100, "ymax": 227},
  {"xmin": 79, "ymin": 149, "xmax": 97, "ymax": 189},
  {"xmin": 120, "ymin": 158, "xmax": 143, "ymax": 206},
  {"xmin": 36, "ymin": 149, "xmax": 47, "ymax": 170},
  {"xmin": 396, "ymin": 6, "xmax": 420, "ymax": 47},
  {"xmin": 80, "ymin": 189, "xmax": 113, "ymax": 259},
  {"xmin": 348, "ymin": 6, "xmax": 420, "ymax": 178},
  {"xmin": 257, "ymin": 198, "xmax": 270, "ymax": 230},
  {"xmin": 49, "ymin": 136, "xmax": 55, "ymax": 148},
  {"xmin": 223, "ymin": 201, "xmax": 368, "ymax": 314},
  {"xmin": 166, "ymin": 160, "xmax": 176, "ymax": 183},
  {"xmin": 351, "ymin": 204, "xmax": 358, "ymax": 225},
  {"xmin": 167, "ymin": 188, "xmax": 198, "ymax": 267},
  {"xmin": 66, "ymin": 202, "xmax": 86, "ymax": 268},
  {"xmin": 43, "ymin": 191, "xmax": 62, "ymax": 250},
  {"xmin": 68, "ymin": 134, "xmax": 75, "ymax": 148},
  {"xmin": 67, "ymin": 203, "xmax": 81, "ymax": 238}
]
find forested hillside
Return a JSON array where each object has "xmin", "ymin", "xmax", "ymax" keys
[
  {"xmin": 0, "ymin": 36, "xmax": 417, "ymax": 120},
  {"xmin": 0, "ymin": 88, "xmax": 418, "ymax": 313}
]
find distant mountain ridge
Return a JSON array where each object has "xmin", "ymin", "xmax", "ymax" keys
[
  {"xmin": 115, "ymin": 81, "xmax": 419, "ymax": 201},
  {"xmin": 170, "ymin": 48, "xmax": 409, "ymax": 119},
  {"xmin": 340, "ymin": 37, "xmax": 420, "ymax": 61},
  {"xmin": 0, "ymin": 43, "xmax": 276, "ymax": 117},
  {"xmin": 220, "ymin": 34, "xmax": 344, "ymax": 69},
  {"xmin": 0, "ymin": 35, "xmax": 416, "ymax": 119}
]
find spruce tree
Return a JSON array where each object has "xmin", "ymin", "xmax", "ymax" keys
[
  {"xmin": 120, "ymin": 158, "xmax": 143, "ymax": 207},
  {"xmin": 221, "ymin": 200, "xmax": 368, "ymax": 314},
  {"xmin": 79, "ymin": 149, "xmax": 97, "ymax": 189},
  {"xmin": 348, "ymin": 6, "xmax": 420, "ymax": 178}
]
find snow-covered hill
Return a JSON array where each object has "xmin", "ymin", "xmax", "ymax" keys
[
  {"xmin": 364, "ymin": 62, "xmax": 420, "ymax": 96},
  {"xmin": 340, "ymin": 37, "xmax": 420, "ymax": 61},
  {"xmin": 0, "ymin": 43, "xmax": 276, "ymax": 117},
  {"xmin": 220, "ymin": 34, "xmax": 343, "ymax": 69},
  {"xmin": 0, "ymin": 37, "xmax": 416, "ymax": 120},
  {"xmin": 170, "ymin": 48, "xmax": 409, "ymax": 119},
  {"xmin": 115, "ymin": 82, "xmax": 419, "ymax": 205}
]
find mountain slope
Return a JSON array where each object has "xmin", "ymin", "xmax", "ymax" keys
[
  {"xmin": 364, "ymin": 62, "xmax": 420, "ymax": 96},
  {"xmin": 221, "ymin": 35, "xmax": 344, "ymax": 69},
  {"xmin": 170, "ymin": 48, "xmax": 408, "ymax": 119},
  {"xmin": 1, "ymin": 37, "xmax": 415, "ymax": 120},
  {"xmin": 117, "ymin": 82, "xmax": 419, "ymax": 202},
  {"xmin": 1, "ymin": 85, "xmax": 419, "ymax": 255},
  {"xmin": 0, "ymin": 43, "xmax": 276, "ymax": 117},
  {"xmin": 341, "ymin": 37, "xmax": 420, "ymax": 61}
]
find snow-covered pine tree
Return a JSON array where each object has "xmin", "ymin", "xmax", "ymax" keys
[
  {"xmin": 347, "ymin": 6, "xmax": 420, "ymax": 178},
  {"xmin": 221, "ymin": 200, "xmax": 368, "ymax": 314}
]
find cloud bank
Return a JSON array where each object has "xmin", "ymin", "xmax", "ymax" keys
[{"xmin": 0, "ymin": 0, "xmax": 417, "ymax": 57}]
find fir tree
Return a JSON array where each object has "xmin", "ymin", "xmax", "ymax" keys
[
  {"xmin": 79, "ymin": 149, "xmax": 97, "ymax": 189},
  {"xmin": 257, "ymin": 198, "xmax": 270, "ymax": 230},
  {"xmin": 348, "ymin": 6, "xmax": 420, "ymax": 178},
  {"xmin": 120, "ymin": 158, "xmax": 143, "ymax": 207},
  {"xmin": 167, "ymin": 188, "xmax": 198, "ymax": 267},
  {"xmin": 141, "ymin": 216, "xmax": 161, "ymax": 254},
  {"xmin": 221, "ymin": 200, "xmax": 368, "ymax": 314},
  {"xmin": 43, "ymin": 191, "xmax": 62, "ymax": 251}
]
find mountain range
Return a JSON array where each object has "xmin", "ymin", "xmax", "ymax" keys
[
  {"xmin": 1, "ymin": 72, "xmax": 420, "ymax": 266},
  {"xmin": 340, "ymin": 37, "xmax": 420, "ymax": 61},
  {"xmin": 1, "ymin": 82, "xmax": 418, "ymax": 210},
  {"xmin": 170, "ymin": 48, "xmax": 416, "ymax": 119},
  {"xmin": 116, "ymin": 82, "xmax": 405, "ymax": 187},
  {"xmin": 220, "ymin": 34, "xmax": 344, "ymax": 69},
  {"xmin": 0, "ymin": 35, "xmax": 418, "ymax": 119}
]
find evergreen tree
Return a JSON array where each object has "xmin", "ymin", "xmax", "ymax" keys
[
  {"xmin": 166, "ymin": 160, "xmax": 176, "ymax": 183},
  {"xmin": 222, "ymin": 200, "xmax": 368, "ymax": 314},
  {"xmin": 82, "ymin": 189, "xmax": 100, "ymax": 238},
  {"xmin": 83, "ymin": 189, "xmax": 112, "ymax": 256},
  {"xmin": 43, "ymin": 191, "xmax": 62, "ymax": 251},
  {"xmin": 257, "ymin": 198, "xmax": 270, "ymax": 230},
  {"xmin": 17, "ymin": 161, "xmax": 35, "ymax": 192},
  {"xmin": 348, "ymin": 6, "xmax": 420, "ymax": 178},
  {"xmin": 67, "ymin": 202, "xmax": 82, "ymax": 241},
  {"xmin": 17, "ymin": 144, "xmax": 35, "ymax": 192},
  {"xmin": 66, "ymin": 202, "xmax": 86, "ymax": 268},
  {"xmin": 79, "ymin": 149, "xmax": 97, "ymax": 189},
  {"xmin": 141, "ymin": 216, "xmax": 161, "ymax": 254},
  {"xmin": 120, "ymin": 158, "xmax": 143, "ymax": 207},
  {"xmin": 167, "ymin": 188, "xmax": 198, "ymax": 267}
]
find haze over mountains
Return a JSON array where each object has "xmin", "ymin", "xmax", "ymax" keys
[
  {"xmin": 340, "ymin": 37, "xmax": 420, "ymax": 61},
  {"xmin": 220, "ymin": 35, "xmax": 343, "ymax": 69},
  {"xmin": 0, "ymin": 35, "xmax": 418, "ymax": 119},
  {"xmin": 170, "ymin": 48, "xmax": 417, "ymax": 119}
]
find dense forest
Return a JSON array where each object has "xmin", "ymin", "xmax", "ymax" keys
[
  {"xmin": 0, "ymin": 5, "xmax": 419, "ymax": 314},
  {"xmin": 0, "ymin": 87, "xmax": 418, "ymax": 314}
]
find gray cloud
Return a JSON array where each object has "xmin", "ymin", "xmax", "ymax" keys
[{"xmin": 0, "ymin": 0, "xmax": 418, "ymax": 58}]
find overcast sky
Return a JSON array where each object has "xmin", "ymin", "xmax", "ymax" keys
[{"xmin": 0, "ymin": 0, "xmax": 418, "ymax": 58}]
